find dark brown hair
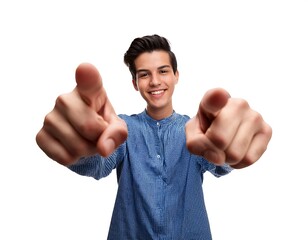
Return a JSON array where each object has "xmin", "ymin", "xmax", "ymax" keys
[{"xmin": 124, "ymin": 34, "xmax": 178, "ymax": 79}]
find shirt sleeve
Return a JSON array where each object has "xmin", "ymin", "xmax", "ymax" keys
[
  {"xmin": 67, "ymin": 143, "xmax": 126, "ymax": 180},
  {"xmin": 197, "ymin": 156, "xmax": 233, "ymax": 177}
]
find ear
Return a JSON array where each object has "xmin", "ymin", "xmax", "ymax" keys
[
  {"xmin": 132, "ymin": 79, "xmax": 139, "ymax": 91},
  {"xmin": 175, "ymin": 70, "xmax": 179, "ymax": 84}
]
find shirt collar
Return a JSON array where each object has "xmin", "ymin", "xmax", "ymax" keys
[{"xmin": 142, "ymin": 109, "xmax": 177, "ymax": 126}]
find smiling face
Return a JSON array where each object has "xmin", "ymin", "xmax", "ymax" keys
[{"xmin": 132, "ymin": 50, "xmax": 179, "ymax": 120}]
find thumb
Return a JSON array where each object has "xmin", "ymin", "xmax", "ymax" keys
[
  {"xmin": 75, "ymin": 62, "xmax": 106, "ymax": 112},
  {"xmin": 198, "ymin": 88, "xmax": 230, "ymax": 131}
]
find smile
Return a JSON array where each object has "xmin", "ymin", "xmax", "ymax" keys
[{"xmin": 150, "ymin": 90, "xmax": 165, "ymax": 95}]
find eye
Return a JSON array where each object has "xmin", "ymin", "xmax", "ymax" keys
[
  {"xmin": 137, "ymin": 72, "xmax": 148, "ymax": 79},
  {"xmin": 160, "ymin": 69, "xmax": 168, "ymax": 74}
]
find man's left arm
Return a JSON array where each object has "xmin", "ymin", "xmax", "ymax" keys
[{"xmin": 185, "ymin": 88, "xmax": 272, "ymax": 169}]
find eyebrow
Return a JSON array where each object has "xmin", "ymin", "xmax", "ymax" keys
[{"xmin": 136, "ymin": 65, "xmax": 171, "ymax": 73}]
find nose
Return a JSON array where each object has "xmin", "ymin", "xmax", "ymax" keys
[{"xmin": 150, "ymin": 73, "xmax": 161, "ymax": 86}]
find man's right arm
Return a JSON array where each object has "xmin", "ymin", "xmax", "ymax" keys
[{"xmin": 36, "ymin": 63, "xmax": 128, "ymax": 166}]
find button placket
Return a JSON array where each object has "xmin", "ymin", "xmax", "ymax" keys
[{"xmin": 156, "ymin": 122, "xmax": 162, "ymax": 162}]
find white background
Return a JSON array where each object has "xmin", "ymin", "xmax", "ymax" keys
[{"xmin": 1, "ymin": 0, "xmax": 307, "ymax": 239}]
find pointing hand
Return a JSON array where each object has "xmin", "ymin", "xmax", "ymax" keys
[
  {"xmin": 185, "ymin": 88, "xmax": 272, "ymax": 169},
  {"xmin": 36, "ymin": 63, "xmax": 128, "ymax": 166}
]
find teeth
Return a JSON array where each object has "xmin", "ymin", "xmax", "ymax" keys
[{"xmin": 151, "ymin": 90, "xmax": 164, "ymax": 95}]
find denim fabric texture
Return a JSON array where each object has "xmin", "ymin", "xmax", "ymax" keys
[{"xmin": 69, "ymin": 110, "xmax": 232, "ymax": 240}]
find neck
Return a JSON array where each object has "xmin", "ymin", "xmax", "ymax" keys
[{"xmin": 146, "ymin": 106, "xmax": 173, "ymax": 120}]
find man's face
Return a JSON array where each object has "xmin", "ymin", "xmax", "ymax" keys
[{"xmin": 132, "ymin": 50, "xmax": 179, "ymax": 119}]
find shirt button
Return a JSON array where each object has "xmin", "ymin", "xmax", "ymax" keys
[
  {"xmin": 157, "ymin": 155, "xmax": 160, "ymax": 159},
  {"xmin": 157, "ymin": 122, "xmax": 160, "ymax": 126}
]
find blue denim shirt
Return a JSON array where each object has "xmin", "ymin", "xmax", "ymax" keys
[{"xmin": 69, "ymin": 110, "xmax": 232, "ymax": 240}]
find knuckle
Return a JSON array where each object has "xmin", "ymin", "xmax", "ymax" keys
[
  {"xmin": 242, "ymin": 155, "xmax": 257, "ymax": 167},
  {"xmin": 35, "ymin": 130, "xmax": 46, "ymax": 149},
  {"xmin": 263, "ymin": 123, "xmax": 273, "ymax": 138},
  {"xmin": 55, "ymin": 93, "xmax": 70, "ymax": 108},
  {"xmin": 228, "ymin": 155, "xmax": 255, "ymax": 168},
  {"xmin": 43, "ymin": 113, "xmax": 51, "ymax": 126},
  {"xmin": 249, "ymin": 111, "xmax": 263, "ymax": 125},
  {"xmin": 43, "ymin": 112, "xmax": 56, "ymax": 129},
  {"xmin": 232, "ymin": 98, "xmax": 249, "ymax": 110},
  {"xmin": 226, "ymin": 149, "xmax": 243, "ymax": 164},
  {"xmin": 232, "ymin": 99, "xmax": 250, "ymax": 117},
  {"xmin": 206, "ymin": 128, "xmax": 228, "ymax": 149}
]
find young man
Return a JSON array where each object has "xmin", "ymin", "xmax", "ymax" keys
[{"xmin": 36, "ymin": 34, "xmax": 272, "ymax": 239}]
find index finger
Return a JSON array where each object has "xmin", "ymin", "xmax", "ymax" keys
[
  {"xmin": 75, "ymin": 62, "xmax": 106, "ymax": 112},
  {"xmin": 197, "ymin": 88, "xmax": 230, "ymax": 133},
  {"xmin": 199, "ymin": 88, "xmax": 230, "ymax": 119}
]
